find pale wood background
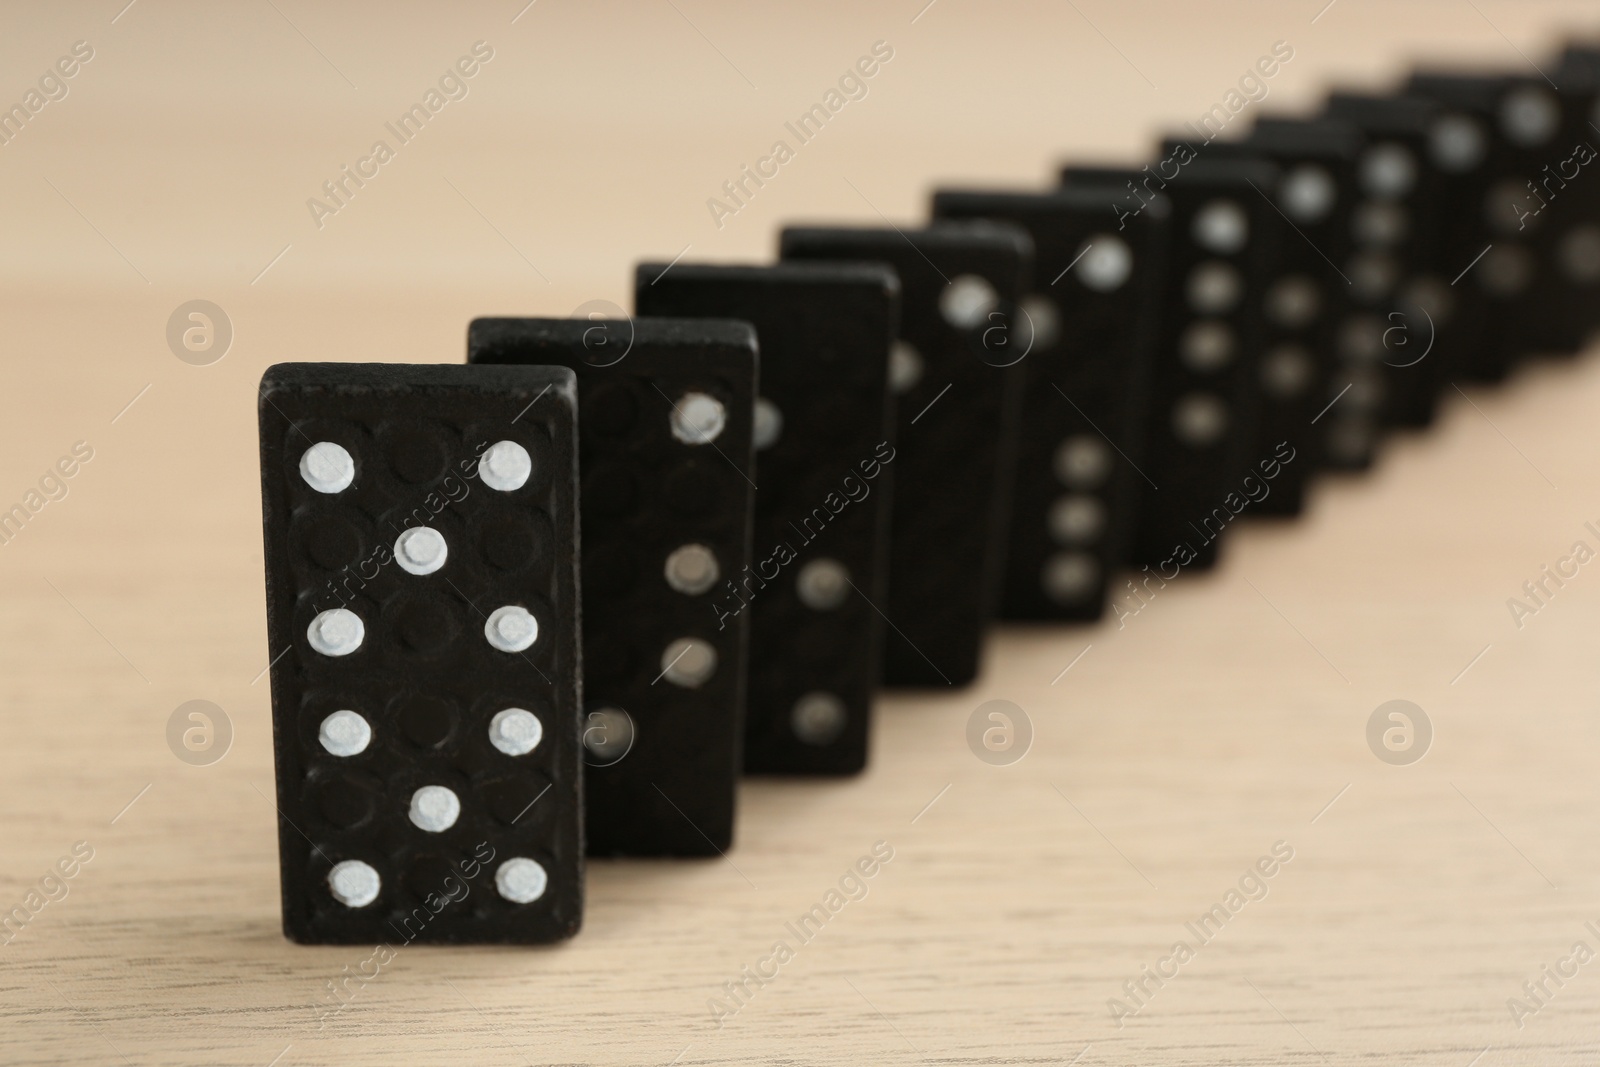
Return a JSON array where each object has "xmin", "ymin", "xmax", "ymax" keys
[{"xmin": 2, "ymin": 1, "xmax": 1600, "ymax": 1064}]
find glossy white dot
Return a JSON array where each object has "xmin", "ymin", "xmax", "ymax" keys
[
  {"xmin": 1346, "ymin": 367, "xmax": 1385, "ymax": 410},
  {"xmin": 394, "ymin": 526, "xmax": 448, "ymax": 576},
  {"xmin": 582, "ymin": 706, "xmax": 636, "ymax": 765},
  {"xmin": 1484, "ymin": 179, "xmax": 1533, "ymax": 235},
  {"xmin": 1054, "ymin": 435, "xmax": 1111, "ymax": 489},
  {"xmin": 661, "ymin": 637, "xmax": 716, "ymax": 688},
  {"xmin": 1048, "ymin": 495, "xmax": 1106, "ymax": 545},
  {"xmin": 307, "ymin": 608, "xmax": 364, "ymax": 657},
  {"xmin": 318, "ymin": 709, "xmax": 371, "ymax": 757},
  {"xmin": 1042, "ymin": 552, "xmax": 1100, "ymax": 604},
  {"xmin": 753, "ymin": 398, "xmax": 783, "ymax": 450},
  {"xmin": 1171, "ymin": 394, "xmax": 1229, "ymax": 447},
  {"xmin": 1559, "ymin": 225, "xmax": 1600, "ymax": 283},
  {"xmin": 1281, "ymin": 165, "xmax": 1336, "ymax": 224},
  {"xmin": 408, "ymin": 785, "xmax": 460, "ymax": 833},
  {"xmin": 485, "ymin": 605, "xmax": 538, "ymax": 653},
  {"xmin": 1076, "ymin": 235, "xmax": 1133, "ymax": 291},
  {"xmin": 1192, "ymin": 199, "xmax": 1248, "ymax": 254},
  {"xmin": 1019, "ymin": 294, "xmax": 1061, "ymax": 351},
  {"xmin": 1429, "ymin": 117, "xmax": 1484, "ymax": 174},
  {"xmin": 478, "ymin": 440, "xmax": 532, "ymax": 492},
  {"xmin": 796, "ymin": 558, "xmax": 851, "ymax": 610},
  {"xmin": 1187, "ymin": 261, "xmax": 1243, "ymax": 314},
  {"xmin": 1353, "ymin": 200, "xmax": 1408, "ymax": 246},
  {"xmin": 1501, "ymin": 86, "xmax": 1559, "ymax": 146},
  {"xmin": 1479, "ymin": 244, "xmax": 1533, "ymax": 295},
  {"xmin": 670, "ymin": 392, "xmax": 726, "ymax": 445},
  {"xmin": 496, "ymin": 857, "xmax": 548, "ymax": 903},
  {"xmin": 327, "ymin": 860, "xmax": 380, "ymax": 908},
  {"xmin": 792, "ymin": 692, "xmax": 847, "ymax": 745},
  {"xmin": 299, "ymin": 442, "xmax": 355, "ymax": 494},
  {"xmin": 488, "ymin": 708, "xmax": 543, "ymax": 756},
  {"xmin": 1180, "ymin": 320, "xmax": 1235, "ymax": 372},
  {"xmin": 1349, "ymin": 252, "xmax": 1399, "ymax": 302},
  {"xmin": 664, "ymin": 543, "xmax": 720, "ymax": 596},
  {"xmin": 1262, "ymin": 345, "xmax": 1315, "ymax": 397},
  {"xmin": 1339, "ymin": 315, "xmax": 1386, "ymax": 362},
  {"xmin": 1400, "ymin": 277, "xmax": 1453, "ymax": 324},
  {"xmin": 1361, "ymin": 143, "xmax": 1417, "ymax": 198},
  {"xmin": 1266, "ymin": 277, "xmax": 1321, "ymax": 328},
  {"xmin": 940, "ymin": 274, "xmax": 1000, "ymax": 329},
  {"xmin": 1327, "ymin": 418, "xmax": 1375, "ymax": 463},
  {"xmin": 889, "ymin": 341, "xmax": 924, "ymax": 394}
]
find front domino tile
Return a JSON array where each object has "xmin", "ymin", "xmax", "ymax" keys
[
  {"xmin": 258, "ymin": 362, "xmax": 582, "ymax": 945},
  {"xmin": 469, "ymin": 317, "xmax": 757, "ymax": 856},
  {"xmin": 930, "ymin": 187, "xmax": 1166, "ymax": 620},
  {"xmin": 779, "ymin": 221, "xmax": 1032, "ymax": 689},
  {"xmin": 1062, "ymin": 157, "xmax": 1278, "ymax": 570},
  {"xmin": 634, "ymin": 262, "xmax": 899, "ymax": 776}
]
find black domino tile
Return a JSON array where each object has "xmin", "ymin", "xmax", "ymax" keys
[
  {"xmin": 469, "ymin": 317, "xmax": 757, "ymax": 856},
  {"xmin": 259, "ymin": 362, "xmax": 583, "ymax": 945},
  {"xmin": 1405, "ymin": 71, "xmax": 1594, "ymax": 378},
  {"xmin": 1552, "ymin": 46, "xmax": 1600, "ymax": 345},
  {"xmin": 779, "ymin": 221, "xmax": 1031, "ymax": 688},
  {"xmin": 635, "ymin": 262, "xmax": 899, "ymax": 775},
  {"xmin": 1062, "ymin": 156, "xmax": 1277, "ymax": 569},
  {"xmin": 931, "ymin": 186, "xmax": 1164, "ymax": 618},
  {"xmin": 1320, "ymin": 91, "xmax": 1459, "ymax": 438},
  {"xmin": 1169, "ymin": 122, "xmax": 1362, "ymax": 498}
]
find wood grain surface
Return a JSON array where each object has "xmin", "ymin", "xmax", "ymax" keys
[{"xmin": 1, "ymin": 2, "xmax": 1598, "ymax": 1064}]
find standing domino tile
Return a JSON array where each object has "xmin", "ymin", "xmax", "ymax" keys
[
  {"xmin": 635, "ymin": 262, "xmax": 899, "ymax": 775},
  {"xmin": 1484, "ymin": 70, "xmax": 1600, "ymax": 359},
  {"xmin": 931, "ymin": 187, "xmax": 1164, "ymax": 619},
  {"xmin": 469, "ymin": 317, "xmax": 757, "ymax": 855},
  {"xmin": 780, "ymin": 221, "xmax": 1032, "ymax": 688},
  {"xmin": 1321, "ymin": 92, "xmax": 1456, "ymax": 439},
  {"xmin": 1547, "ymin": 46, "xmax": 1600, "ymax": 346},
  {"xmin": 1404, "ymin": 71, "xmax": 1577, "ymax": 381},
  {"xmin": 1062, "ymin": 156, "xmax": 1278, "ymax": 569},
  {"xmin": 1187, "ymin": 120, "xmax": 1365, "ymax": 490},
  {"xmin": 258, "ymin": 363, "xmax": 582, "ymax": 945},
  {"xmin": 1485, "ymin": 67, "xmax": 1600, "ymax": 358},
  {"xmin": 1386, "ymin": 76, "xmax": 1495, "ymax": 383}
]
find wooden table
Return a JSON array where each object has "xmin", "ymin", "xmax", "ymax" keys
[{"xmin": 3, "ymin": 1, "xmax": 1598, "ymax": 1063}]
